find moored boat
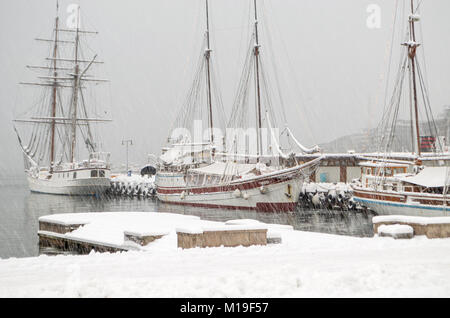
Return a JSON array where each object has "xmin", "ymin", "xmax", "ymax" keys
[
  {"xmin": 352, "ymin": 161, "xmax": 449, "ymax": 216},
  {"xmin": 156, "ymin": 0, "xmax": 321, "ymax": 211},
  {"xmin": 157, "ymin": 159, "xmax": 321, "ymax": 212},
  {"xmin": 352, "ymin": 0, "xmax": 449, "ymax": 216},
  {"xmin": 13, "ymin": 3, "xmax": 112, "ymax": 196}
]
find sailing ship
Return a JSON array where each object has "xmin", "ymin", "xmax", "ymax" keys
[
  {"xmin": 156, "ymin": 0, "xmax": 321, "ymax": 212},
  {"xmin": 13, "ymin": 3, "xmax": 112, "ymax": 195},
  {"xmin": 352, "ymin": 0, "xmax": 450, "ymax": 216}
]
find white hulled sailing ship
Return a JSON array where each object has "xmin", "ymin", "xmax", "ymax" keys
[
  {"xmin": 352, "ymin": 0, "xmax": 450, "ymax": 216},
  {"xmin": 156, "ymin": 0, "xmax": 321, "ymax": 212},
  {"xmin": 13, "ymin": 3, "xmax": 112, "ymax": 195}
]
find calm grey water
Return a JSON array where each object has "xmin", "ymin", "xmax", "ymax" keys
[{"xmin": 0, "ymin": 175, "xmax": 375, "ymax": 259}]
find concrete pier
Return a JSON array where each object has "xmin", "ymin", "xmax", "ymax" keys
[
  {"xmin": 373, "ymin": 215, "xmax": 450, "ymax": 239},
  {"xmin": 177, "ymin": 225, "xmax": 268, "ymax": 249}
]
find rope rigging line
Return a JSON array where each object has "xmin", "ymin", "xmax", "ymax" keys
[{"xmin": 416, "ymin": 61, "xmax": 442, "ymax": 152}]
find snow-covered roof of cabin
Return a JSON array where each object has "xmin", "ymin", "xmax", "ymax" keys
[
  {"xmin": 398, "ymin": 166, "xmax": 450, "ymax": 188},
  {"xmin": 188, "ymin": 162, "xmax": 257, "ymax": 176},
  {"xmin": 160, "ymin": 143, "xmax": 212, "ymax": 165}
]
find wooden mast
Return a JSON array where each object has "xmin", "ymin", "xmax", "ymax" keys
[
  {"xmin": 50, "ymin": 1, "xmax": 59, "ymax": 172},
  {"xmin": 408, "ymin": 0, "xmax": 421, "ymax": 157},
  {"xmin": 70, "ymin": 6, "xmax": 81, "ymax": 163},
  {"xmin": 253, "ymin": 0, "xmax": 263, "ymax": 161},
  {"xmin": 205, "ymin": 0, "xmax": 214, "ymax": 145}
]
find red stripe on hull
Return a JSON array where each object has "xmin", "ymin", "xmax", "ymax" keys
[
  {"xmin": 354, "ymin": 189, "xmax": 447, "ymax": 206},
  {"xmin": 353, "ymin": 190, "xmax": 406, "ymax": 203},
  {"xmin": 158, "ymin": 200, "xmax": 297, "ymax": 212},
  {"xmin": 157, "ymin": 158, "xmax": 320, "ymax": 195},
  {"xmin": 158, "ymin": 174, "xmax": 300, "ymax": 195},
  {"xmin": 256, "ymin": 202, "xmax": 297, "ymax": 212}
]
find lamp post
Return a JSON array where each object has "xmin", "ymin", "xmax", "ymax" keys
[{"xmin": 122, "ymin": 139, "xmax": 133, "ymax": 174}]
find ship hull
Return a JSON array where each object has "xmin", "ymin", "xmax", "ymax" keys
[
  {"xmin": 157, "ymin": 177, "xmax": 302, "ymax": 212},
  {"xmin": 353, "ymin": 188, "xmax": 450, "ymax": 217},
  {"xmin": 156, "ymin": 159, "xmax": 320, "ymax": 212},
  {"xmin": 27, "ymin": 169, "xmax": 111, "ymax": 196}
]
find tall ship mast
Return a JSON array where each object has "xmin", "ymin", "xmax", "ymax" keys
[
  {"xmin": 156, "ymin": 0, "xmax": 322, "ymax": 212},
  {"xmin": 13, "ymin": 3, "xmax": 112, "ymax": 195},
  {"xmin": 157, "ymin": 0, "xmax": 226, "ymax": 169},
  {"xmin": 352, "ymin": 0, "xmax": 450, "ymax": 216}
]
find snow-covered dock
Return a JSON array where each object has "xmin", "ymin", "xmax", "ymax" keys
[
  {"xmin": 1, "ymin": 211, "xmax": 450, "ymax": 297},
  {"xmin": 37, "ymin": 213, "xmax": 287, "ymax": 254},
  {"xmin": 109, "ymin": 174, "xmax": 156, "ymax": 197}
]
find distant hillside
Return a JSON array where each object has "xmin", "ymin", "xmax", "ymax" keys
[{"xmin": 319, "ymin": 107, "xmax": 450, "ymax": 153}]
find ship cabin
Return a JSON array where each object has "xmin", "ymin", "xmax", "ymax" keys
[
  {"xmin": 184, "ymin": 162, "xmax": 264, "ymax": 188},
  {"xmin": 37, "ymin": 152, "xmax": 111, "ymax": 181},
  {"xmin": 159, "ymin": 143, "xmax": 214, "ymax": 172},
  {"xmin": 359, "ymin": 161, "xmax": 449, "ymax": 195},
  {"xmin": 359, "ymin": 161, "xmax": 411, "ymax": 192}
]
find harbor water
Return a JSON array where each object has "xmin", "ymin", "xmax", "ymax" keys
[{"xmin": 0, "ymin": 174, "xmax": 376, "ymax": 259}]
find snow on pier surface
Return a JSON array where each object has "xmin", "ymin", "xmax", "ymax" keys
[
  {"xmin": 373, "ymin": 215, "xmax": 450, "ymax": 225},
  {"xmin": 38, "ymin": 212, "xmax": 220, "ymax": 249},
  {"xmin": 378, "ymin": 224, "xmax": 414, "ymax": 235},
  {"xmin": 1, "ymin": 212, "xmax": 450, "ymax": 297}
]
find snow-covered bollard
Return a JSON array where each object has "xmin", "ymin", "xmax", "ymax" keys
[
  {"xmin": 377, "ymin": 224, "xmax": 414, "ymax": 239},
  {"xmin": 267, "ymin": 231, "xmax": 282, "ymax": 244}
]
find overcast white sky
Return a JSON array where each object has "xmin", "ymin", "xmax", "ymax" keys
[{"xmin": 1, "ymin": 0, "xmax": 449, "ymax": 176}]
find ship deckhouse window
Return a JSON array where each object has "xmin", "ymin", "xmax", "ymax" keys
[
  {"xmin": 73, "ymin": 172, "xmax": 77, "ymax": 179},
  {"xmin": 99, "ymin": 170, "xmax": 105, "ymax": 178},
  {"xmin": 91, "ymin": 170, "xmax": 98, "ymax": 178},
  {"xmin": 190, "ymin": 174, "xmax": 197, "ymax": 185},
  {"xmin": 198, "ymin": 174, "xmax": 205, "ymax": 186}
]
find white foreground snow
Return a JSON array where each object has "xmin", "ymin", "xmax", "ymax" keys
[
  {"xmin": 0, "ymin": 211, "xmax": 450, "ymax": 298},
  {"xmin": 378, "ymin": 224, "xmax": 414, "ymax": 235}
]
